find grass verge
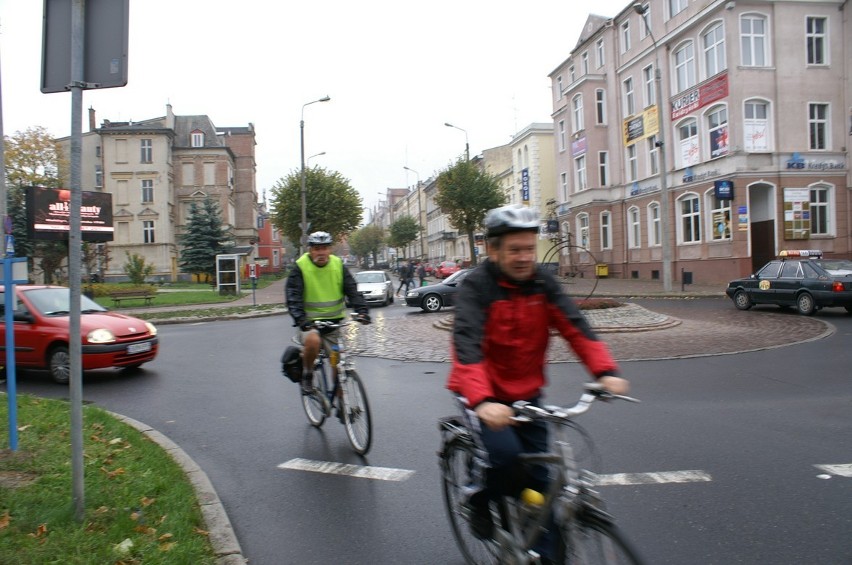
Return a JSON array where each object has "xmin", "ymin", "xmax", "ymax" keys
[{"xmin": 0, "ymin": 394, "xmax": 216, "ymax": 564}]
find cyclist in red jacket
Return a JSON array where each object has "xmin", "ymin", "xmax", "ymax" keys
[{"xmin": 447, "ymin": 204, "xmax": 629, "ymax": 557}]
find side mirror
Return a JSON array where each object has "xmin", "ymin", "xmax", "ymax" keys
[{"xmin": 14, "ymin": 311, "xmax": 34, "ymax": 323}]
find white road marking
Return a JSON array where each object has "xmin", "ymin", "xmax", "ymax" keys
[
  {"xmin": 596, "ymin": 470, "xmax": 712, "ymax": 486},
  {"xmin": 814, "ymin": 463, "xmax": 852, "ymax": 478},
  {"xmin": 278, "ymin": 458, "xmax": 415, "ymax": 482}
]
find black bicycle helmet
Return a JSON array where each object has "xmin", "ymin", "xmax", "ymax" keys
[
  {"xmin": 484, "ymin": 204, "xmax": 540, "ymax": 237},
  {"xmin": 307, "ymin": 231, "xmax": 333, "ymax": 246}
]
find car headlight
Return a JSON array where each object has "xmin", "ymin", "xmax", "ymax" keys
[
  {"xmin": 145, "ymin": 322, "xmax": 158, "ymax": 336},
  {"xmin": 87, "ymin": 328, "xmax": 116, "ymax": 343}
]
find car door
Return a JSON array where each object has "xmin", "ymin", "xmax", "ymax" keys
[
  {"xmin": 773, "ymin": 260, "xmax": 805, "ymax": 305},
  {"xmin": 0, "ymin": 290, "xmax": 41, "ymax": 368},
  {"xmin": 442, "ymin": 271, "xmax": 469, "ymax": 308},
  {"xmin": 750, "ymin": 261, "xmax": 782, "ymax": 304}
]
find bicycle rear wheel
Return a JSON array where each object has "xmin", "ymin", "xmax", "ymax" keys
[
  {"xmin": 558, "ymin": 512, "xmax": 644, "ymax": 565},
  {"xmin": 301, "ymin": 365, "xmax": 328, "ymax": 427},
  {"xmin": 340, "ymin": 369, "xmax": 372, "ymax": 454},
  {"xmin": 441, "ymin": 437, "xmax": 499, "ymax": 565}
]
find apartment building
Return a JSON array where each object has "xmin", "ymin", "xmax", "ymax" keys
[
  {"xmin": 550, "ymin": 0, "xmax": 850, "ymax": 284},
  {"xmin": 57, "ymin": 104, "xmax": 259, "ymax": 281}
]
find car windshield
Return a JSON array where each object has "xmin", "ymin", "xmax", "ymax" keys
[
  {"xmin": 24, "ymin": 288, "xmax": 107, "ymax": 315},
  {"xmin": 443, "ymin": 269, "xmax": 468, "ymax": 284},
  {"xmin": 813, "ymin": 259, "xmax": 852, "ymax": 276},
  {"xmin": 355, "ymin": 272, "xmax": 385, "ymax": 284}
]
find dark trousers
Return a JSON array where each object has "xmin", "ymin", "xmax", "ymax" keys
[{"xmin": 396, "ymin": 278, "xmax": 411, "ymax": 294}]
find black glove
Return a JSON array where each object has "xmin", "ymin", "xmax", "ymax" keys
[{"xmin": 298, "ymin": 320, "xmax": 313, "ymax": 331}]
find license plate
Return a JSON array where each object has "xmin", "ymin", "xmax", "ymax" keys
[{"xmin": 127, "ymin": 342, "xmax": 152, "ymax": 355}]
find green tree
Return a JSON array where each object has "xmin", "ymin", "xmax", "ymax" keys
[
  {"xmin": 123, "ymin": 252, "xmax": 154, "ymax": 285},
  {"xmin": 179, "ymin": 198, "xmax": 230, "ymax": 282},
  {"xmin": 435, "ymin": 159, "xmax": 506, "ymax": 264},
  {"xmin": 3, "ymin": 126, "xmax": 68, "ymax": 280},
  {"xmin": 348, "ymin": 225, "xmax": 385, "ymax": 267},
  {"xmin": 269, "ymin": 166, "xmax": 363, "ymax": 250},
  {"xmin": 387, "ymin": 216, "xmax": 419, "ymax": 254}
]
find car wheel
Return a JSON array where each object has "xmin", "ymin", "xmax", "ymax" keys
[
  {"xmin": 733, "ymin": 290, "xmax": 752, "ymax": 311},
  {"xmin": 48, "ymin": 345, "xmax": 71, "ymax": 384},
  {"xmin": 421, "ymin": 294, "xmax": 443, "ymax": 313},
  {"xmin": 796, "ymin": 292, "xmax": 816, "ymax": 316},
  {"xmin": 389, "ymin": 292, "xmax": 394, "ymax": 305}
]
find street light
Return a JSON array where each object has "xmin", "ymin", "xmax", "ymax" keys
[
  {"xmin": 444, "ymin": 122, "xmax": 469, "ymax": 161},
  {"xmin": 633, "ymin": 3, "xmax": 673, "ymax": 292},
  {"xmin": 307, "ymin": 151, "xmax": 326, "ymax": 166},
  {"xmin": 403, "ymin": 165, "xmax": 427, "ymax": 259},
  {"xmin": 300, "ymin": 95, "xmax": 331, "ymax": 254}
]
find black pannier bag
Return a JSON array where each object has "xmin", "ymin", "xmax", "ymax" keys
[{"xmin": 281, "ymin": 346, "xmax": 303, "ymax": 383}]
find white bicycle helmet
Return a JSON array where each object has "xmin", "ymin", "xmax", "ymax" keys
[
  {"xmin": 307, "ymin": 231, "xmax": 333, "ymax": 246},
  {"xmin": 484, "ymin": 204, "xmax": 540, "ymax": 237}
]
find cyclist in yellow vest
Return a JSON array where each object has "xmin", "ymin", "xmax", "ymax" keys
[{"xmin": 286, "ymin": 231, "xmax": 370, "ymax": 394}]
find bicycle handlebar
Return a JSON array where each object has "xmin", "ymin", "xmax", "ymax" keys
[
  {"xmin": 512, "ymin": 382, "xmax": 639, "ymax": 423},
  {"xmin": 305, "ymin": 313, "xmax": 370, "ymax": 331}
]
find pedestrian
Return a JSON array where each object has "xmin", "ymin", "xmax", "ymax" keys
[
  {"xmin": 417, "ymin": 261, "xmax": 426, "ymax": 287},
  {"xmin": 396, "ymin": 261, "xmax": 411, "ymax": 296}
]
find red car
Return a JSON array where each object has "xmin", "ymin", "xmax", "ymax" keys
[
  {"xmin": 435, "ymin": 260, "xmax": 461, "ymax": 279},
  {"xmin": 0, "ymin": 285, "xmax": 159, "ymax": 384}
]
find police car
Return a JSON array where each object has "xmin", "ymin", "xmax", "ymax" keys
[{"xmin": 725, "ymin": 250, "xmax": 852, "ymax": 315}]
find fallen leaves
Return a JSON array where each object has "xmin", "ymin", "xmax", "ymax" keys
[{"xmin": 0, "ymin": 510, "xmax": 10, "ymax": 530}]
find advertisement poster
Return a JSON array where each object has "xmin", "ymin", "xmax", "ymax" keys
[
  {"xmin": 783, "ymin": 188, "xmax": 810, "ymax": 240},
  {"xmin": 738, "ymin": 205, "xmax": 749, "ymax": 231},
  {"xmin": 710, "ymin": 125, "xmax": 729, "ymax": 158}
]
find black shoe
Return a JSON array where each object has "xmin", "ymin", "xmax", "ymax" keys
[
  {"xmin": 465, "ymin": 491, "xmax": 493, "ymax": 540},
  {"xmin": 300, "ymin": 375, "xmax": 313, "ymax": 395},
  {"xmin": 336, "ymin": 407, "xmax": 346, "ymax": 424}
]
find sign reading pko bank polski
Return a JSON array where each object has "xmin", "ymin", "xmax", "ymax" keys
[{"xmin": 25, "ymin": 187, "xmax": 114, "ymax": 242}]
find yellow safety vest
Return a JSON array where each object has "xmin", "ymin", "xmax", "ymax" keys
[{"xmin": 296, "ymin": 253, "xmax": 345, "ymax": 321}]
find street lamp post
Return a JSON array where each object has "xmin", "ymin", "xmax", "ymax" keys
[
  {"xmin": 444, "ymin": 122, "xmax": 469, "ymax": 161},
  {"xmin": 300, "ymin": 96, "xmax": 331, "ymax": 254},
  {"xmin": 403, "ymin": 165, "xmax": 426, "ymax": 260},
  {"xmin": 307, "ymin": 151, "xmax": 326, "ymax": 166},
  {"xmin": 634, "ymin": 4, "xmax": 673, "ymax": 292}
]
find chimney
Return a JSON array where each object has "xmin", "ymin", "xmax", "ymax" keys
[{"xmin": 89, "ymin": 107, "xmax": 96, "ymax": 131}]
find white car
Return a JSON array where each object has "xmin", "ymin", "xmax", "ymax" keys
[{"xmin": 354, "ymin": 271, "xmax": 394, "ymax": 306}]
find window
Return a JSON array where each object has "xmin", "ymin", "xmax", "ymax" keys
[
  {"xmin": 707, "ymin": 106, "xmax": 729, "ymax": 158},
  {"xmin": 581, "ymin": 52, "xmax": 589, "ymax": 75},
  {"xmin": 143, "ymin": 220, "xmax": 156, "ymax": 244},
  {"xmin": 806, "ymin": 17, "xmax": 827, "ymax": 65},
  {"xmin": 810, "ymin": 186, "xmax": 830, "ymax": 235},
  {"xmin": 575, "ymin": 155, "xmax": 587, "ymax": 191},
  {"xmin": 558, "ymin": 120, "xmax": 566, "ymax": 151},
  {"xmin": 628, "ymin": 207, "xmax": 641, "ymax": 248},
  {"xmin": 679, "ymin": 195, "xmax": 701, "ymax": 243},
  {"xmin": 623, "ymin": 77, "xmax": 635, "ymax": 116},
  {"xmin": 140, "ymin": 139, "xmax": 152, "ymax": 163},
  {"xmin": 577, "ymin": 214, "xmax": 590, "ymax": 248},
  {"xmin": 95, "ymin": 145, "xmax": 101, "ymax": 157},
  {"xmin": 703, "ymin": 22, "xmax": 726, "ymax": 78},
  {"xmin": 648, "ymin": 135, "xmax": 659, "ymax": 175},
  {"xmin": 741, "ymin": 15, "xmax": 768, "ymax": 67},
  {"xmin": 572, "ymin": 95, "xmax": 584, "ymax": 132},
  {"xmin": 596, "ymin": 39, "xmax": 605, "ymax": 68},
  {"xmin": 191, "ymin": 131, "xmax": 204, "ymax": 147},
  {"xmin": 678, "ymin": 119, "xmax": 699, "ymax": 167},
  {"xmin": 94, "ymin": 165, "xmax": 103, "ymax": 188},
  {"xmin": 141, "ymin": 179, "xmax": 154, "ymax": 203},
  {"xmin": 643, "ymin": 65, "xmax": 655, "ymax": 108},
  {"xmin": 598, "ymin": 151, "xmax": 609, "ymax": 186},
  {"xmin": 669, "ymin": 0, "xmax": 688, "ymax": 18},
  {"xmin": 569, "ymin": 65, "xmax": 576, "ymax": 82},
  {"xmin": 808, "ymin": 103, "xmax": 829, "ymax": 150},
  {"xmin": 600, "ymin": 212, "xmax": 612, "ymax": 250},
  {"xmin": 744, "ymin": 100, "xmax": 770, "ymax": 151},
  {"xmin": 556, "ymin": 76, "xmax": 563, "ymax": 100},
  {"xmin": 560, "ymin": 172, "xmax": 569, "ymax": 200},
  {"xmin": 627, "ymin": 145, "xmax": 638, "ymax": 181},
  {"xmin": 674, "ymin": 42, "xmax": 696, "ymax": 92},
  {"xmin": 648, "ymin": 203, "xmax": 661, "ymax": 246},
  {"xmin": 708, "ymin": 194, "xmax": 732, "ymax": 241},
  {"xmin": 638, "ymin": 4, "xmax": 650, "ymax": 39},
  {"xmin": 621, "ymin": 21, "xmax": 631, "ymax": 53},
  {"xmin": 595, "ymin": 89, "xmax": 607, "ymax": 124}
]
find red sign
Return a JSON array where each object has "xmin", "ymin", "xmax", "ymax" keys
[{"xmin": 670, "ymin": 72, "xmax": 728, "ymax": 120}]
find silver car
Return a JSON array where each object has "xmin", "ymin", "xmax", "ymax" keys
[{"xmin": 354, "ymin": 270, "xmax": 394, "ymax": 306}]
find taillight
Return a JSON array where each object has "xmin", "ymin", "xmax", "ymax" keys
[{"xmin": 832, "ymin": 281, "xmax": 844, "ymax": 292}]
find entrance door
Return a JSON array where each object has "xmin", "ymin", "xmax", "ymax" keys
[{"xmin": 748, "ymin": 183, "xmax": 776, "ymax": 272}]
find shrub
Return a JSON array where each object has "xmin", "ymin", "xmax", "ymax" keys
[{"xmin": 576, "ymin": 298, "xmax": 623, "ymax": 310}]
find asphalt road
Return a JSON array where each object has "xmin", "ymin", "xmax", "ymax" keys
[{"xmin": 8, "ymin": 299, "xmax": 852, "ymax": 564}]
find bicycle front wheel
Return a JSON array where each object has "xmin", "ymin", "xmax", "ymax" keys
[
  {"xmin": 558, "ymin": 512, "xmax": 644, "ymax": 565},
  {"xmin": 441, "ymin": 437, "xmax": 499, "ymax": 565},
  {"xmin": 340, "ymin": 369, "xmax": 372, "ymax": 454},
  {"xmin": 301, "ymin": 366, "xmax": 327, "ymax": 427}
]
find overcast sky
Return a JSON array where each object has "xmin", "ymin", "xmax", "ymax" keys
[{"xmin": 1, "ymin": 0, "xmax": 627, "ymax": 211}]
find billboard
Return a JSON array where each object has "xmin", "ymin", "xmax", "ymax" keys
[{"xmin": 25, "ymin": 187, "xmax": 114, "ymax": 242}]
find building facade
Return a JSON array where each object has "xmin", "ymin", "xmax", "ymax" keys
[
  {"xmin": 57, "ymin": 104, "xmax": 259, "ymax": 282},
  {"xmin": 550, "ymin": 0, "xmax": 850, "ymax": 284}
]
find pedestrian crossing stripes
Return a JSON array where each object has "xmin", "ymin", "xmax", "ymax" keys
[{"xmin": 278, "ymin": 458, "xmax": 415, "ymax": 481}]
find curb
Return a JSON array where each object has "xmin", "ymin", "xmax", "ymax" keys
[{"xmin": 108, "ymin": 412, "xmax": 247, "ymax": 565}]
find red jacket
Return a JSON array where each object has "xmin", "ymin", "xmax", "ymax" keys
[{"xmin": 448, "ymin": 260, "xmax": 619, "ymax": 408}]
